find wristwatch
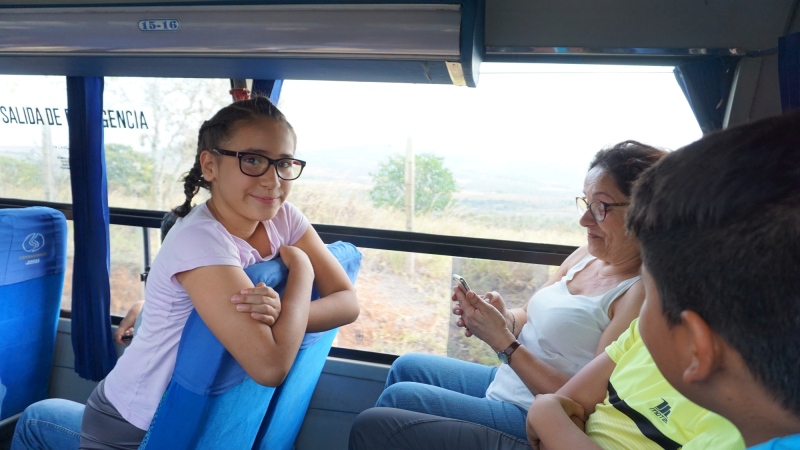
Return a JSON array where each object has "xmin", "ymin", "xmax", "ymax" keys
[{"xmin": 497, "ymin": 340, "xmax": 521, "ymax": 364}]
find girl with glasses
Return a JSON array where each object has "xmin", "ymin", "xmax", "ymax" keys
[{"xmin": 13, "ymin": 97, "xmax": 359, "ymax": 450}]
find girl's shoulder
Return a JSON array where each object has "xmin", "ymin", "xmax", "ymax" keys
[
  {"xmin": 277, "ymin": 201, "xmax": 305, "ymax": 221},
  {"xmin": 269, "ymin": 201, "xmax": 310, "ymax": 244},
  {"xmin": 167, "ymin": 205, "xmax": 227, "ymax": 242}
]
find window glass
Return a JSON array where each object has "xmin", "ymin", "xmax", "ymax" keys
[
  {"xmin": 61, "ymin": 222, "xmax": 75, "ymax": 311},
  {"xmin": 337, "ymin": 248, "xmax": 552, "ymax": 363},
  {"xmin": 108, "ymin": 225, "xmax": 160, "ymax": 317},
  {"xmin": 279, "ymin": 64, "xmax": 702, "ymax": 248},
  {"xmin": 4, "ymin": 67, "xmax": 702, "ymax": 359},
  {"xmin": 100, "ymin": 78, "xmax": 230, "ymax": 315},
  {"xmin": 279, "ymin": 64, "xmax": 701, "ymax": 357},
  {"xmin": 103, "ymin": 77, "xmax": 230, "ymax": 211},
  {"xmin": 0, "ymin": 75, "xmax": 70, "ymax": 203}
]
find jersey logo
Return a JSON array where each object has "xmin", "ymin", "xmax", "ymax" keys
[{"xmin": 650, "ymin": 399, "xmax": 671, "ymax": 423}]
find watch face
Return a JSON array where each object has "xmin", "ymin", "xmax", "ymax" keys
[
  {"xmin": 497, "ymin": 351, "xmax": 509, "ymax": 364},
  {"xmin": 497, "ymin": 341, "xmax": 519, "ymax": 364}
]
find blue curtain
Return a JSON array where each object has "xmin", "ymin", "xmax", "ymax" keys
[
  {"xmin": 779, "ymin": 32, "xmax": 800, "ymax": 112},
  {"xmin": 67, "ymin": 77, "xmax": 117, "ymax": 381},
  {"xmin": 673, "ymin": 57, "xmax": 737, "ymax": 134},
  {"xmin": 252, "ymin": 79, "xmax": 283, "ymax": 103}
]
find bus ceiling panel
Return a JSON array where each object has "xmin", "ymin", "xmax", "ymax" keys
[
  {"xmin": 0, "ymin": 1, "xmax": 484, "ymax": 86},
  {"xmin": 485, "ymin": 0, "xmax": 795, "ymax": 53},
  {"xmin": 0, "ymin": 55, "xmax": 455, "ymax": 84}
]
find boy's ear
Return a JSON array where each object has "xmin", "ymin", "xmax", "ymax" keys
[{"xmin": 680, "ymin": 310, "xmax": 720, "ymax": 383}]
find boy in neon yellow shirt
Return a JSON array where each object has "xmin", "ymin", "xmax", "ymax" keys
[
  {"xmin": 529, "ymin": 112, "xmax": 800, "ymax": 449},
  {"xmin": 628, "ymin": 112, "xmax": 800, "ymax": 448},
  {"xmin": 527, "ymin": 317, "xmax": 744, "ymax": 449}
]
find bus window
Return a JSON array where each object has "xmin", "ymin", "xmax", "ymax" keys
[
  {"xmin": 279, "ymin": 63, "xmax": 702, "ymax": 249},
  {"xmin": 103, "ymin": 77, "xmax": 230, "ymax": 211},
  {"xmin": 279, "ymin": 63, "xmax": 701, "ymax": 357},
  {"xmin": 338, "ymin": 248, "xmax": 554, "ymax": 363},
  {"xmin": 0, "ymin": 75, "xmax": 70, "ymax": 204},
  {"xmin": 101, "ymin": 78, "xmax": 231, "ymax": 316}
]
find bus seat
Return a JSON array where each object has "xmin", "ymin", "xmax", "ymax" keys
[
  {"xmin": 253, "ymin": 240, "xmax": 362, "ymax": 450},
  {"xmin": 139, "ymin": 241, "xmax": 361, "ymax": 450},
  {"xmin": 0, "ymin": 207, "xmax": 67, "ymax": 421}
]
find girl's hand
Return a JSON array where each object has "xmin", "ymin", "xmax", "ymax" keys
[
  {"xmin": 231, "ymin": 282, "xmax": 281, "ymax": 325},
  {"xmin": 114, "ymin": 300, "xmax": 143, "ymax": 345}
]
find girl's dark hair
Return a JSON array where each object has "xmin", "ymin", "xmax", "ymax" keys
[
  {"xmin": 588, "ymin": 140, "xmax": 667, "ymax": 197},
  {"xmin": 172, "ymin": 96, "xmax": 297, "ymax": 218}
]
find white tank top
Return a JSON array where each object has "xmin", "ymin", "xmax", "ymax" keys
[{"xmin": 484, "ymin": 254, "xmax": 640, "ymax": 410}]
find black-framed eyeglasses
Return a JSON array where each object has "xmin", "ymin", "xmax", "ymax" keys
[
  {"xmin": 211, "ymin": 148, "xmax": 306, "ymax": 180},
  {"xmin": 576, "ymin": 197, "xmax": 629, "ymax": 222}
]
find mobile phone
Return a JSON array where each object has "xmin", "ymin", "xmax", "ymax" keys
[
  {"xmin": 121, "ymin": 334, "xmax": 133, "ymax": 342},
  {"xmin": 452, "ymin": 274, "xmax": 471, "ymax": 292}
]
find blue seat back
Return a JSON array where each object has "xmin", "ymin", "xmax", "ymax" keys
[
  {"xmin": 0, "ymin": 207, "xmax": 67, "ymax": 420},
  {"xmin": 139, "ymin": 241, "xmax": 361, "ymax": 450},
  {"xmin": 254, "ymin": 240, "xmax": 362, "ymax": 450}
]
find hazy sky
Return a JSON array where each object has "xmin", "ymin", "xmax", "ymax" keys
[{"xmin": 1, "ymin": 64, "xmax": 702, "ymax": 196}]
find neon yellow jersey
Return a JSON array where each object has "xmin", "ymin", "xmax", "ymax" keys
[{"xmin": 585, "ymin": 319, "xmax": 745, "ymax": 450}]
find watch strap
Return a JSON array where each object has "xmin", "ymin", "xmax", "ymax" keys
[{"xmin": 498, "ymin": 340, "xmax": 520, "ymax": 363}]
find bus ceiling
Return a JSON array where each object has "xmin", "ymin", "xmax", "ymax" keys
[
  {"xmin": 0, "ymin": 0, "xmax": 483, "ymax": 86},
  {"xmin": 0, "ymin": 0, "xmax": 798, "ymax": 85}
]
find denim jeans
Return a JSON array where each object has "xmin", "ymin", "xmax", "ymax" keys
[
  {"xmin": 375, "ymin": 353, "xmax": 528, "ymax": 440},
  {"xmin": 349, "ymin": 407, "xmax": 532, "ymax": 450},
  {"xmin": 11, "ymin": 398, "xmax": 83, "ymax": 450},
  {"xmin": 12, "ymin": 379, "xmax": 146, "ymax": 450}
]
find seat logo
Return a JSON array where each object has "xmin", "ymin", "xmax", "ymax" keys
[{"xmin": 22, "ymin": 233, "xmax": 45, "ymax": 252}]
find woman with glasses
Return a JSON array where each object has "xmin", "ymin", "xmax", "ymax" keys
[
  {"xmin": 350, "ymin": 141, "xmax": 665, "ymax": 450},
  {"xmin": 13, "ymin": 97, "xmax": 359, "ymax": 450}
]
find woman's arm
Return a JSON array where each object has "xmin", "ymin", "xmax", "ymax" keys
[
  {"xmin": 593, "ymin": 281, "xmax": 644, "ymax": 355},
  {"xmin": 455, "ymin": 246, "xmax": 590, "ymax": 339},
  {"xmin": 460, "ymin": 291, "xmax": 573, "ymax": 395},
  {"xmin": 292, "ymin": 226, "xmax": 360, "ymax": 332},
  {"xmin": 177, "ymin": 245, "xmax": 313, "ymax": 386},
  {"xmin": 458, "ymin": 246, "xmax": 598, "ymax": 395}
]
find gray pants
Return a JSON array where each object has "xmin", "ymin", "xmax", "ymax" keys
[
  {"xmin": 349, "ymin": 407, "xmax": 532, "ymax": 450},
  {"xmin": 80, "ymin": 380, "xmax": 147, "ymax": 450}
]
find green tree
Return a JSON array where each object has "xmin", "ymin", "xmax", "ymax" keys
[
  {"xmin": 0, "ymin": 156, "xmax": 40, "ymax": 190},
  {"xmin": 105, "ymin": 143, "xmax": 154, "ymax": 197},
  {"xmin": 369, "ymin": 153, "xmax": 457, "ymax": 214}
]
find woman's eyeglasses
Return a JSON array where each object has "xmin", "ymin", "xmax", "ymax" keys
[
  {"xmin": 576, "ymin": 197, "xmax": 629, "ymax": 222},
  {"xmin": 211, "ymin": 148, "xmax": 306, "ymax": 180}
]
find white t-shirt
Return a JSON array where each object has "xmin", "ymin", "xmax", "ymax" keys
[
  {"xmin": 103, "ymin": 201, "xmax": 309, "ymax": 430},
  {"xmin": 485, "ymin": 254, "xmax": 640, "ymax": 410}
]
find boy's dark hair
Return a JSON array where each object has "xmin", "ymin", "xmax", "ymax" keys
[
  {"xmin": 627, "ymin": 111, "xmax": 800, "ymax": 416},
  {"xmin": 588, "ymin": 140, "xmax": 667, "ymax": 197},
  {"xmin": 172, "ymin": 96, "xmax": 296, "ymax": 218}
]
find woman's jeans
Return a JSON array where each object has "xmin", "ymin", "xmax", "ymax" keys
[
  {"xmin": 11, "ymin": 398, "xmax": 82, "ymax": 450},
  {"xmin": 11, "ymin": 379, "xmax": 145, "ymax": 450},
  {"xmin": 374, "ymin": 353, "xmax": 528, "ymax": 439}
]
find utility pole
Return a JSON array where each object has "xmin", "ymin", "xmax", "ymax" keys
[
  {"xmin": 404, "ymin": 135, "xmax": 415, "ymax": 274},
  {"xmin": 42, "ymin": 124, "xmax": 55, "ymax": 201}
]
